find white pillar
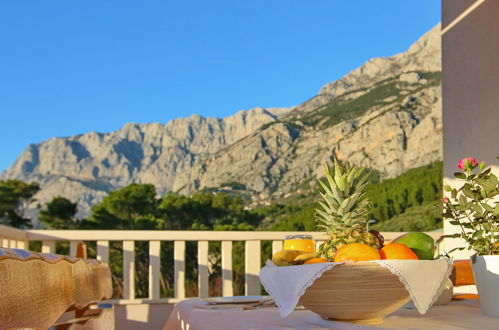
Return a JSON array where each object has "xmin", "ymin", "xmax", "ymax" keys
[{"xmin": 442, "ymin": 0, "xmax": 499, "ymax": 259}]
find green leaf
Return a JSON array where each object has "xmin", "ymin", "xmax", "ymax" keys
[
  {"xmin": 447, "ymin": 247, "xmax": 466, "ymax": 254},
  {"xmin": 488, "ymin": 191, "xmax": 499, "ymax": 198},
  {"xmin": 482, "ymin": 203, "xmax": 494, "ymax": 213},
  {"xmin": 333, "ymin": 161, "xmax": 342, "ymax": 185},
  {"xmin": 463, "ymin": 187, "xmax": 475, "ymax": 199},
  {"xmin": 472, "ymin": 230, "xmax": 484, "ymax": 239},
  {"xmin": 462, "ymin": 222, "xmax": 474, "ymax": 228},
  {"xmin": 471, "ymin": 203, "xmax": 483, "ymax": 215},
  {"xmin": 442, "ymin": 233, "xmax": 462, "ymax": 239},
  {"xmin": 476, "ymin": 178, "xmax": 496, "ymax": 191},
  {"xmin": 489, "ymin": 173, "xmax": 498, "ymax": 186},
  {"xmin": 481, "ymin": 189, "xmax": 488, "ymax": 199},
  {"xmin": 444, "ymin": 185, "xmax": 452, "ymax": 192},
  {"xmin": 454, "ymin": 172, "xmax": 467, "ymax": 180}
]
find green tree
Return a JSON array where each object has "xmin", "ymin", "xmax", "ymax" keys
[
  {"xmin": 88, "ymin": 183, "xmax": 158, "ymax": 229},
  {"xmin": 39, "ymin": 196, "xmax": 78, "ymax": 229},
  {"xmin": 159, "ymin": 193, "xmax": 205, "ymax": 230},
  {"xmin": 0, "ymin": 180, "xmax": 39, "ymax": 228}
]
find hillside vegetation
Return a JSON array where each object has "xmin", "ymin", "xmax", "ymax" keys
[{"xmin": 255, "ymin": 162, "xmax": 443, "ymax": 232}]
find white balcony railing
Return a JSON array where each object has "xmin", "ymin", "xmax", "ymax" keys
[{"xmin": 0, "ymin": 225, "xmax": 443, "ymax": 304}]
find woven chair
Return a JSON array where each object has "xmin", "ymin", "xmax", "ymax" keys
[{"xmin": 0, "ymin": 242, "xmax": 113, "ymax": 329}]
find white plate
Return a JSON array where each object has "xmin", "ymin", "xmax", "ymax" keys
[{"xmin": 201, "ymin": 295, "xmax": 271, "ymax": 305}]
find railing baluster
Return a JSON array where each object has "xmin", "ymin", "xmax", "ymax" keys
[
  {"xmin": 16, "ymin": 240, "xmax": 27, "ymax": 249},
  {"xmin": 42, "ymin": 240, "xmax": 56, "ymax": 253},
  {"xmin": 174, "ymin": 240, "xmax": 186, "ymax": 299},
  {"xmin": 69, "ymin": 241, "xmax": 78, "ymax": 257},
  {"xmin": 221, "ymin": 241, "xmax": 233, "ymax": 297},
  {"xmin": 97, "ymin": 240, "xmax": 110, "ymax": 263},
  {"xmin": 245, "ymin": 240, "xmax": 261, "ymax": 296},
  {"xmin": 272, "ymin": 240, "xmax": 283, "ymax": 255},
  {"xmin": 123, "ymin": 240, "xmax": 135, "ymax": 300},
  {"xmin": 149, "ymin": 240, "xmax": 161, "ymax": 300},
  {"xmin": 198, "ymin": 240, "xmax": 209, "ymax": 298}
]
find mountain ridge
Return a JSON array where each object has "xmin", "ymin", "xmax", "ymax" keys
[{"xmin": 1, "ymin": 24, "xmax": 442, "ymax": 217}]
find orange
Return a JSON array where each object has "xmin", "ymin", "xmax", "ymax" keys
[
  {"xmin": 379, "ymin": 243, "xmax": 419, "ymax": 260},
  {"xmin": 304, "ymin": 258, "xmax": 328, "ymax": 264},
  {"xmin": 333, "ymin": 243, "xmax": 381, "ymax": 262}
]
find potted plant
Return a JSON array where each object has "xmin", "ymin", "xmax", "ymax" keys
[{"xmin": 442, "ymin": 157, "xmax": 499, "ymax": 317}]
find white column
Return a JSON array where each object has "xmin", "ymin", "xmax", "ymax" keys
[
  {"xmin": 149, "ymin": 240, "xmax": 161, "ymax": 300},
  {"xmin": 174, "ymin": 240, "xmax": 186, "ymax": 299},
  {"xmin": 245, "ymin": 240, "xmax": 261, "ymax": 296},
  {"xmin": 16, "ymin": 240, "xmax": 27, "ymax": 249},
  {"xmin": 97, "ymin": 240, "xmax": 110, "ymax": 263},
  {"xmin": 123, "ymin": 240, "xmax": 135, "ymax": 299},
  {"xmin": 272, "ymin": 240, "xmax": 283, "ymax": 255},
  {"xmin": 221, "ymin": 241, "xmax": 233, "ymax": 297},
  {"xmin": 42, "ymin": 240, "xmax": 56, "ymax": 254},
  {"xmin": 69, "ymin": 241, "xmax": 78, "ymax": 257},
  {"xmin": 197, "ymin": 240, "xmax": 209, "ymax": 298},
  {"xmin": 0, "ymin": 239, "xmax": 7, "ymax": 248}
]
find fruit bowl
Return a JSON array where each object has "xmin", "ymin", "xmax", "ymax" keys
[{"xmin": 298, "ymin": 262, "xmax": 410, "ymax": 325}]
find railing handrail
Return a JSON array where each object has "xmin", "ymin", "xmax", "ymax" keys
[
  {"xmin": 0, "ymin": 224, "xmax": 28, "ymax": 240},
  {"xmin": 24, "ymin": 229, "xmax": 442, "ymax": 241}
]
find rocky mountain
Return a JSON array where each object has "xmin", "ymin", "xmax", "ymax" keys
[{"xmin": 1, "ymin": 24, "xmax": 442, "ymax": 216}]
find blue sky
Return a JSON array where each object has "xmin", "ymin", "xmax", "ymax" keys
[{"xmin": 0, "ymin": 1, "xmax": 440, "ymax": 172}]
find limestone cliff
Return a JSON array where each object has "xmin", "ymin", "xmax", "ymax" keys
[{"xmin": 1, "ymin": 24, "xmax": 442, "ymax": 216}]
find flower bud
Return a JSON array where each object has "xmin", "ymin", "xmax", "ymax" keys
[{"xmin": 457, "ymin": 157, "xmax": 478, "ymax": 171}]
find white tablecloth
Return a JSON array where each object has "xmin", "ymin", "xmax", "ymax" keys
[{"xmin": 163, "ymin": 299, "xmax": 497, "ymax": 330}]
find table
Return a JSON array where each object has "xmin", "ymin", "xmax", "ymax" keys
[{"xmin": 163, "ymin": 299, "xmax": 497, "ymax": 330}]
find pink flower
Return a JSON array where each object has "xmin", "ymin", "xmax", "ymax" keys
[
  {"xmin": 457, "ymin": 157, "xmax": 478, "ymax": 170},
  {"xmin": 441, "ymin": 197, "xmax": 449, "ymax": 203}
]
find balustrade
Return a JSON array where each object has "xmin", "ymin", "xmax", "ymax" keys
[{"xmin": 0, "ymin": 225, "xmax": 442, "ymax": 303}]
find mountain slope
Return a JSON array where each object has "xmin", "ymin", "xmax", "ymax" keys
[{"xmin": 1, "ymin": 24, "xmax": 442, "ymax": 216}]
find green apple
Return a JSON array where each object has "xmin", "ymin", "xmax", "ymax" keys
[{"xmin": 393, "ymin": 232, "xmax": 435, "ymax": 260}]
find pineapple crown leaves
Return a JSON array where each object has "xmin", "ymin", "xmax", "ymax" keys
[{"xmin": 315, "ymin": 159, "xmax": 371, "ymax": 232}]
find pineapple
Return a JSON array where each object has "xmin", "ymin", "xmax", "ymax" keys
[{"xmin": 316, "ymin": 159, "xmax": 379, "ymax": 260}]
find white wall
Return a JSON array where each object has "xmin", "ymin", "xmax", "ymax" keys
[{"xmin": 442, "ymin": 0, "xmax": 499, "ymax": 259}]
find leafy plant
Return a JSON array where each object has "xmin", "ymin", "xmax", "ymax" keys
[{"xmin": 442, "ymin": 157, "xmax": 499, "ymax": 256}]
